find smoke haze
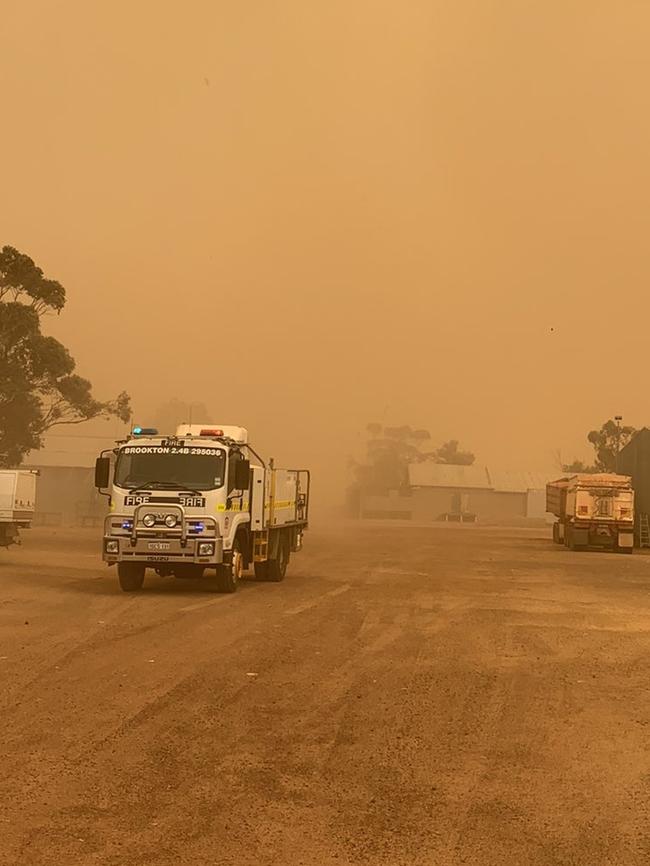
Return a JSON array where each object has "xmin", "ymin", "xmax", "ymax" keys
[{"xmin": 2, "ymin": 1, "xmax": 650, "ymax": 500}]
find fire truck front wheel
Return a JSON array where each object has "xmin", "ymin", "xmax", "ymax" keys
[
  {"xmin": 213, "ymin": 538, "xmax": 244, "ymax": 593},
  {"xmin": 117, "ymin": 562, "xmax": 145, "ymax": 592}
]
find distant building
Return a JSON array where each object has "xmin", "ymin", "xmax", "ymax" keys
[
  {"xmin": 618, "ymin": 428, "xmax": 650, "ymax": 527},
  {"xmin": 358, "ymin": 463, "xmax": 555, "ymax": 523},
  {"xmin": 23, "ymin": 433, "xmax": 117, "ymax": 526}
]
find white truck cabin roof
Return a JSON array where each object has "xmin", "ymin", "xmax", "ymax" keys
[{"xmin": 175, "ymin": 425, "xmax": 248, "ymax": 444}]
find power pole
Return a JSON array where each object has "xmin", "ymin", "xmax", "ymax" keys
[{"xmin": 615, "ymin": 415, "xmax": 623, "ymax": 473}]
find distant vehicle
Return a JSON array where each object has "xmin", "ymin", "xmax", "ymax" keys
[
  {"xmin": 546, "ymin": 473, "xmax": 634, "ymax": 553},
  {"xmin": 0, "ymin": 470, "xmax": 37, "ymax": 548},
  {"xmin": 95, "ymin": 424, "xmax": 310, "ymax": 593}
]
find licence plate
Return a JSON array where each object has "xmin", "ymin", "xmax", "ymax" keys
[{"xmin": 148, "ymin": 542, "xmax": 171, "ymax": 551}]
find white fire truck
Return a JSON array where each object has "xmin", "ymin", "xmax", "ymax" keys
[{"xmin": 95, "ymin": 425, "xmax": 310, "ymax": 593}]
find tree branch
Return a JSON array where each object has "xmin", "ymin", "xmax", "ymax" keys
[{"xmin": 43, "ymin": 415, "xmax": 103, "ymax": 430}]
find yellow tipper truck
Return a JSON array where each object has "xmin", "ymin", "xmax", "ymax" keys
[{"xmin": 547, "ymin": 473, "xmax": 634, "ymax": 553}]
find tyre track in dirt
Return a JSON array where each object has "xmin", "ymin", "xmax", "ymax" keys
[{"xmin": 2, "ymin": 525, "xmax": 650, "ymax": 865}]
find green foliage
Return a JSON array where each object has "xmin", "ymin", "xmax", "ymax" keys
[
  {"xmin": 563, "ymin": 419, "xmax": 637, "ymax": 475},
  {"xmin": 562, "ymin": 459, "xmax": 597, "ymax": 474},
  {"xmin": 435, "ymin": 439, "xmax": 475, "ymax": 466},
  {"xmin": 353, "ymin": 424, "xmax": 430, "ymax": 493},
  {"xmin": 350, "ymin": 424, "xmax": 475, "ymax": 495},
  {"xmin": 0, "ymin": 245, "xmax": 131, "ymax": 467},
  {"xmin": 0, "ymin": 245, "xmax": 65, "ymax": 313},
  {"xmin": 587, "ymin": 419, "xmax": 636, "ymax": 472}
]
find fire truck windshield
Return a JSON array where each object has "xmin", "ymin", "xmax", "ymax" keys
[{"xmin": 114, "ymin": 446, "xmax": 226, "ymax": 491}]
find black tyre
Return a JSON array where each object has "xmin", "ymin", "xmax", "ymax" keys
[
  {"xmin": 213, "ymin": 537, "xmax": 243, "ymax": 593},
  {"xmin": 267, "ymin": 532, "xmax": 290, "ymax": 583},
  {"xmin": 118, "ymin": 562, "xmax": 145, "ymax": 592},
  {"xmin": 253, "ymin": 561, "xmax": 269, "ymax": 580}
]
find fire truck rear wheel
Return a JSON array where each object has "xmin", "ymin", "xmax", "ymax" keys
[
  {"xmin": 117, "ymin": 563, "xmax": 145, "ymax": 592},
  {"xmin": 266, "ymin": 532, "xmax": 290, "ymax": 582}
]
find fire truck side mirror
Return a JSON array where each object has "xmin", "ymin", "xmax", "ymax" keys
[
  {"xmin": 95, "ymin": 457, "xmax": 110, "ymax": 490},
  {"xmin": 234, "ymin": 459, "xmax": 251, "ymax": 491}
]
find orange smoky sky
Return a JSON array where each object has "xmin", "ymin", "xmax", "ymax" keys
[{"xmin": 2, "ymin": 1, "xmax": 650, "ymax": 499}]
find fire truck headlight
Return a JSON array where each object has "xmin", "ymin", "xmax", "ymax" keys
[
  {"xmin": 164, "ymin": 514, "xmax": 178, "ymax": 528},
  {"xmin": 198, "ymin": 542, "xmax": 215, "ymax": 556},
  {"xmin": 142, "ymin": 513, "xmax": 156, "ymax": 527},
  {"xmin": 105, "ymin": 539, "xmax": 119, "ymax": 554}
]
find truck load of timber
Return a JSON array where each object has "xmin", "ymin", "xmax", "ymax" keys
[
  {"xmin": 0, "ymin": 470, "xmax": 37, "ymax": 547},
  {"xmin": 95, "ymin": 424, "xmax": 310, "ymax": 593},
  {"xmin": 546, "ymin": 473, "xmax": 634, "ymax": 553}
]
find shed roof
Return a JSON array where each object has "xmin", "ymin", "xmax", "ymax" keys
[
  {"xmin": 409, "ymin": 463, "xmax": 492, "ymax": 489},
  {"xmin": 409, "ymin": 463, "xmax": 557, "ymax": 492},
  {"xmin": 24, "ymin": 434, "xmax": 116, "ymax": 469},
  {"xmin": 488, "ymin": 469, "xmax": 556, "ymax": 493}
]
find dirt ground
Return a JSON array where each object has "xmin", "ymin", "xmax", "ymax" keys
[{"xmin": 1, "ymin": 522, "xmax": 650, "ymax": 866}]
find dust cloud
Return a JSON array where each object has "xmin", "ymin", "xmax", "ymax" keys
[{"xmin": 2, "ymin": 2, "xmax": 650, "ymax": 503}]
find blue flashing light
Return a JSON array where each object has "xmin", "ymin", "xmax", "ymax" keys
[
  {"xmin": 122, "ymin": 520, "xmax": 133, "ymax": 530},
  {"xmin": 132, "ymin": 426, "xmax": 158, "ymax": 436},
  {"xmin": 195, "ymin": 523, "xmax": 205, "ymax": 532}
]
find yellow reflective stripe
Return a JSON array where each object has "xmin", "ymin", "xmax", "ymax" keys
[{"xmin": 214, "ymin": 500, "xmax": 296, "ymax": 513}]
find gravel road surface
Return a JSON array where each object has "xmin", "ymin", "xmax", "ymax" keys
[{"xmin": 1, "ymin": 524, "xmax": 650, "ymax": 865}]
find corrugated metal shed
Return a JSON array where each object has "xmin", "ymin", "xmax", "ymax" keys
[
  {"xmin": 25, "ymin": 435, "xmax": 117, "ymax": 469},
  {"xmin": 409, "ymin": 463, "xmax": 492, "ymax": 489},
  {"xmin": 409, "ymin": 463, "xmax": 556, "ymax": 493},
  {"xmin": 488, "ymin": 469, "xmax": 556, "ymax": 493},
  {"xmin": 527, "ymin": 489, "xmax": 554, "ymax": 521},
  {"xmin": 619, "ymin": 428, "xmax": 650, "ymax": 516}
]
